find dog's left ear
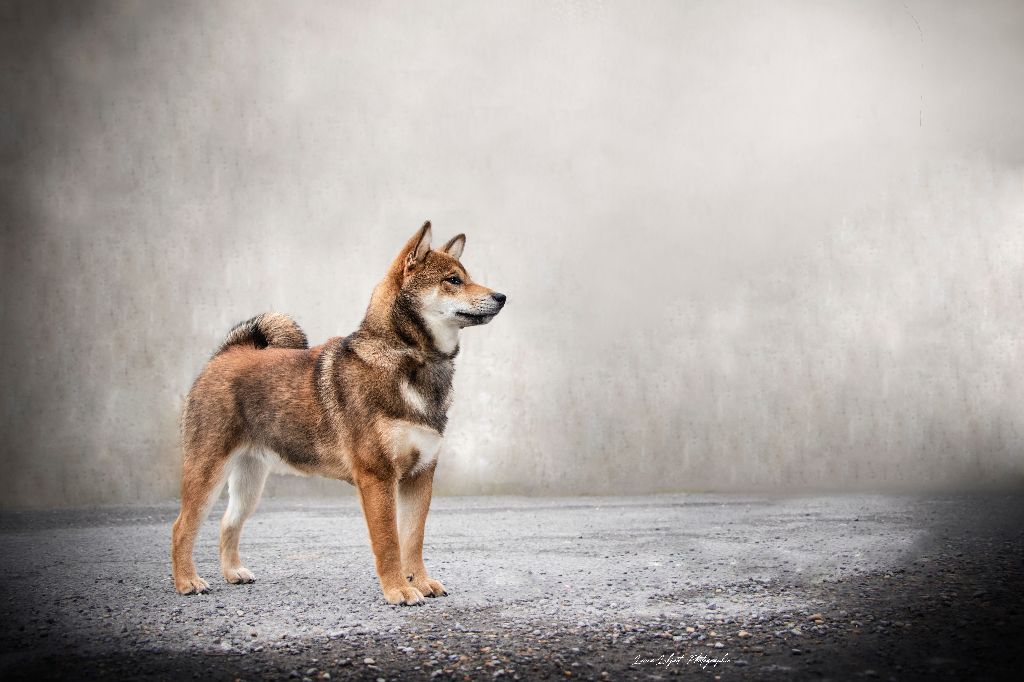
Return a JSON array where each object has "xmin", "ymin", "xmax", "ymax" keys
[
  {"xmin": 405, "ymin": 221, "xmax": 433, "ymax": 269},
  {"xmin": 442, "ymin": 234, "xmax": 466, "ymax": 260}
]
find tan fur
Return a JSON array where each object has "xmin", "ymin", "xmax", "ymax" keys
[{"xmin": 170, "ymin": 222, "xmax": 505, "ymax": 604}]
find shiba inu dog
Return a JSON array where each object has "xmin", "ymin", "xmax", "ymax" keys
[{"xmin": 171, "ymin": 222, "xmax": 505, "ymax": 605}]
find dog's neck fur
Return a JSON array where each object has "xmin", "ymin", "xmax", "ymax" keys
[
  {"xmin": 338, "ymin": 237, "xmax": 459, "ymax": 432},
  {"xmin": 358, "ymin": 288, "xmax": 459, "ymax": 363},
  {"xmin": 352, "ymin": 278, "xmax": 456, "ymax": 432}
]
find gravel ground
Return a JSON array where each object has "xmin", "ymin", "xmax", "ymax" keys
[{"xmin": 1, "ymin": 493, "xmax": 1022, "ymax": 680}]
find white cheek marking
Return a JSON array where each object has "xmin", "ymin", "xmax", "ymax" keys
[
  {"xmin": 400, "ymin": 378, "xmax": 429, "ymax": 415},
  {"xmin": 419, "ymin": 290, "xmax": 461, "ymax": 355},
  {"xmin": 387, "ymin": 420, "xmax": 443, "ymax": 477}
]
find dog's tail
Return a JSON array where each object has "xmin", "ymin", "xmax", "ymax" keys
[{"xmin": 216, "ymin": 312, "xmax": 308, "ymax": 355}]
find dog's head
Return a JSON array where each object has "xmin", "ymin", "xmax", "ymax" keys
[{"xmin": 397, "ymin": 221, "xmax": 506, "ymax": 329}]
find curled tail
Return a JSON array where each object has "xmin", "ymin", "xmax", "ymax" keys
[{"xmin": 216, "ymin": 312, "xmax": 308, "ymax": 354}]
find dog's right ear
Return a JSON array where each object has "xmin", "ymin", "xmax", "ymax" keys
[
  {"xmin": 442, "ymin": 233, "xmax": 466, "ymax": 260},
  {"xmin": 404, "ymin": 221, "xmax": 432, "ymax": 270}
]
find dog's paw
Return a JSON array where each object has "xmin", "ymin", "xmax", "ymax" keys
[
  {"xmin": 410, "ymin": 575, "xmax": 447, "ymax": 598},
  {"xmin": 222, "ymin": 566, "xmax": 256, "ymax": 584},
  {"xmin": 383, "ymin": 584, "xmax": 425, "ymax": 606},
  {"xmin": 174, "ymin": 573, "xmax": 210, "ymax": 595}
]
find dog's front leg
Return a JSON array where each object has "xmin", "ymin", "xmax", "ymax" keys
[
  {"xmin": 355, "ymin": 470, "xmax": 425, "ymax": 605},
  {"xmin": 398, "ymin": 462, "xmax": 447, "ymax": 597}
]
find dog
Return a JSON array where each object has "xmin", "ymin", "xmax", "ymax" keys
[{"xmin": 170, "ymin": 222, "xmax": 505, "ymax": 604}]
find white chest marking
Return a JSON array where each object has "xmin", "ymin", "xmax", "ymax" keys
[
  {"xmin": 400, "ymin": 378, "xmax": 429, "ymax": 415},
  {"xmin": 386, "ymin": 420, "xmax": 443, "ymax": 477}
]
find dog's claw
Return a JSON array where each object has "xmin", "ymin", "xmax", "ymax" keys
[
  {"xmin": 410, "ymin": 576, "xmax": 446, "ymax": 598},
  {"xmin": 223, "ymin": 566, "xmax": 256, "ymax": 584}
]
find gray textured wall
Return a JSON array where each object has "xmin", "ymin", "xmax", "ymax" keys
[{"xmin": 2, "ymin": 0, "xmax": 1023, "ymax": 508}]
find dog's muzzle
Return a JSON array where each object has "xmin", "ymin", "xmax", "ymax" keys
[{"xmin": 456, "ymin": 293, "xmax": 506, "ymax": 325}]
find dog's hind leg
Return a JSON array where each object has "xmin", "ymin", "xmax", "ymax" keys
[
  {"xmin": 171, "ymin": 446, "xmax": 232, "ymax": 595},
  {"xmin": 219, "ymin": 450, "xmax": 269, "ymax": 584}
]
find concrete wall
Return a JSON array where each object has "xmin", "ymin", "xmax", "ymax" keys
[{"xmin": 2, "ymin": 0, "xmax": 1023, "ymax": 508}]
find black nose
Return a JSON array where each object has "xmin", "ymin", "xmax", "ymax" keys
[{"xmin": 491, "ymin": 292, "xmax": 507, "ymax": 306}]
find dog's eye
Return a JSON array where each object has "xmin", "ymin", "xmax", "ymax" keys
[{"xmin": 445, "ymin": 276, "xmax": 463, "ymax": 286}]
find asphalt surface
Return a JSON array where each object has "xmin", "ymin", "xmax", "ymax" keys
[{"xmin": 1, "ymin": 493, "xmax": 1022, "ymax": 680}]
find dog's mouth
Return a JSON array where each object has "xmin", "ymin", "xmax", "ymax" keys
[{"xmin": 455, "ymin": 311, "xmax": 496, "ymax": 326}]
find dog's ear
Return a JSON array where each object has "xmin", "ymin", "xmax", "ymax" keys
[
  {"xmin": 405, "ymin": 221, "xmax": 432, "ymax": 269},
  {"xmin": 442, "ymin": 234, "xmax": 465, "ymax": 260}
]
